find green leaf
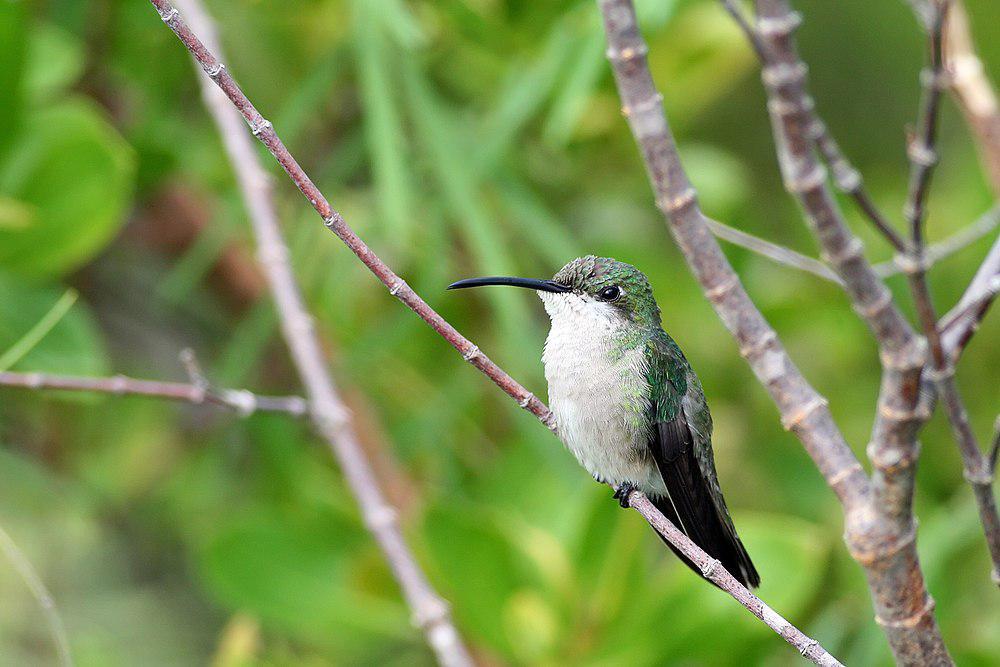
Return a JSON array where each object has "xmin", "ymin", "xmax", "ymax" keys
[
  {"xmin": 424, "ymin": 504, "xmax": 531, "ymax": 654},
  {"xmin": 0, "ymin": 274, "xmax": 107, "ymax": 375},
  {"xmin": 25, "ymin": 23, "xmax": 86, "ymax": 103},
  {"xmin": 0, "ymin": 287, "xmax": 77, "ymax": 372},
  {"xmin": 0, "ymin": 2, "xmax": 27, "ymax": 160},
  {"xmin": 353, "ymin": 0, "xmax": 417, "ymax": 248},
  {"xmin": 198, "ymin": 510, "xmax": 409, "ymax": 648},
  {"xmin": 0, "ymin": 99, "xmax": 135, "ymax": 278}
]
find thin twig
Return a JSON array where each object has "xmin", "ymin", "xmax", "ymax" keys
[
  {"xmin": 874, "ymin": 204, "xmax": 1000, "ymax": 278},
  {"xmin": 901, "ymin": 0, "xmax": 1000, "ymax": 585},
  {"xmin": 627, "ymin": 490, "xmax": 844, "ymax": 666},
  {"xmin": 706, "ymin": 218, "xmax": 842, "ymax": 284},
  {"xmin": 721, "ymin": 0, "xmax": 908, "ymax": 253},
  {"xmin": 167, "ymin": 1, "xmax": 473, "ymax": 663},
  {"xmin": 147, "ymin": 1, "xmax": 846, "ymax": 660},
  {"xmin": 939, "ymin": 231, "xmax": 1000, "ymax": 360},
  {"xmin": 606, "ymin": 0, "xmax": 949, "ymax": 662},
  {"xmin": 711, "ymin": 204, "xmax": 998, "ymax": 284},
  {"xmin": 944, "ymin": 1, "xmax": 1000, "ymax": 195},
  {"xmin": 904, "ymin": 3, "xmax": 948, "ymax": 248},
  {"xmin": 0, "ymin": 370, "xmax": 309, "ymax": 417},
  {"xmin": 0, "ymin": 522, "xmax": 73, "ymax": 666},
  {"xmin": 149, "ymin": 0, "xmax": 554, "ymax": 433}
]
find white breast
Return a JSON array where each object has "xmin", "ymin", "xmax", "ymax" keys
[{"xmin": 539, "ymin": 293, "xmax": 666, "ymax": 495}]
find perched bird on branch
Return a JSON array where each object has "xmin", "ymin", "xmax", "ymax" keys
[{"xmin": 449, "ymin": 255, "xmax": 759, "ymax": 588}]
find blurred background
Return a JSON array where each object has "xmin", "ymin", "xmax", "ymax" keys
[{"xmin": 0, "ymin": 0, "xmax": 998, "ymax": 664}]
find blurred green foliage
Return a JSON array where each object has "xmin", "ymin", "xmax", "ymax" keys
[{"xmin": 0, "ymin": 0, "xmax": 999, "ymax": 664}]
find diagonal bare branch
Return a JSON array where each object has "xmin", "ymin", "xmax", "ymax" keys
[
  {"xmin": 147, "ymin": 1, "xmax": 844, "ymax": 661},
  {"xmin": 613, "ymin": 0, "xmax": 950, "ymax": 661},
  {"xmin": 168, "ymin": 0, "xmax": 473, "ymax": 663}
]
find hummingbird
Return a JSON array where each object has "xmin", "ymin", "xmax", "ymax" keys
[{"xmin": 448, "ymin": 255, "xmax": 759, "ymax": 588}]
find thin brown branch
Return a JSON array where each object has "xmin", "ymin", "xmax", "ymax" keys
[
  {"xmin": 166, "ymin": 1, "xmax": 473, "ymax": 663},
  {"xmin": 904, "ymin": 2, "xmax": 948, "ymax": 249},
  {"xmin": 145, "ymin": 1, "xmax": 847, "ymax": 660},
  {"xmin": 627, "ymin": 490, "xmax": 844, "ymax": 666},
  {"xmin": 810, "ymin": 118, "xmax": 909, "ymax": 254},
  {"xmin": 721, "ymin": 0, "xmax": 908, "ymax": 253},
  {"xmin": 944, "ymin": 1, "xmax": 1000, "ymax": 195},
  {"xmin": 599, "ymin": 0, "xmax": 868, "ymax": 504},
  {"xmin": 939, "ymin": 229, "xmax": 1000, "ymax": 359},
  {"xmin": 901, "ymin": 0, "xmax": 1000, "ymax": 586},
  {"xmin": 604, "ymin": 0, "xmax": 950, "ymax": 661},
  {"xmin": 149, "ymin": 0, "xmax": 553, "ymax": 434},
  {"xmin": 874, "ymin": 204, "xmax": 1000, "ymax": 278},
  {"xmin": 0, "ymin": 370, "xmax": 308, "ymax": 417},
  {"xmin": 706, "ymin": 218, "xmax": 842, "ymax": 284}
]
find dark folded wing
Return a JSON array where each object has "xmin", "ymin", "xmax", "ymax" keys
[{"xmin": 647, "ymin": 412, "xmax": 760, "ymax": 588}]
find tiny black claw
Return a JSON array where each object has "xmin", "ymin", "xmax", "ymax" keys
[{"xmin": 613, "ymin": 482, "xmax": 638, "ymax": 509}]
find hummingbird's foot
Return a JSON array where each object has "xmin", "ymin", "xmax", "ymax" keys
[{"xmin": 613, "ymin": 482, "xmax": 638, "ymax": 509}]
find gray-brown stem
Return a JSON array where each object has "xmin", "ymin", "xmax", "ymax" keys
[
  {"xmin": 169, "ymin": 1, "xmax": 473, "ymax": 663},
  {"xmin": 145, "ymin": 0, "xmax": 847, "ymax": 660}
]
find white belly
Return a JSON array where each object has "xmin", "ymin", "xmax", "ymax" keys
[{"xmin": 540, "ymin": 303, "xmax": 666, "ymax": 495}]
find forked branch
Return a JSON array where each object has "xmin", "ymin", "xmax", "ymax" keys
[{"xmin": 147, "ymin": 0, "xmax": 843, "ymax": 661}]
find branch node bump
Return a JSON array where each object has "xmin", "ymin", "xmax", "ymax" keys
[
  {"xmin": 225, "ymin": 389, "xmax": 258, "ymax": 417},
  {"xmin": 780, "ymin": 396, "xmax": 827, "ymax": 431},
  {"xmin": 251, "ymin": 119, "xmax": 273, "ymax": 138},
  {"xmin": 462, "ymin": 345, "xmax": 481, "ymax": 362},
  {"xmin": 784, "ymin": 164, "xmax": 826, "ymax": 194},
  {"xmin": 704, "ymin": 275, "xmax": 739, "ymax": 301},
  {"xmin": 700, "ymin": 557, "xmax": 722, "ymax": 578},
  {"xmin": 757, "ymin": 10, "xmax": 802, "ymax": 38},
  {"xmin": 850, "ymin": 527, "xmax": 917, "ymax": 565},
  {"xmin": 518, "ymin": 393, "xmax": 534, "ymax": 408},
  {"xmin": 389, "ymin": 279, "xmax": 408, "ymax": 297},
  {"xmin": 875, "ymin": 595, "xmax": 936, "ymax": 629},
  {"xmin": 655, "ymin": 187, "xmax": 696, "ymax": 215},
  {"xmin": 110, "ymin": 375, "xmax": 129, "ymax": 395},
  {"xmin": 25, "ymin": 372, "xmax": 43, "ymax": 389},
  {"xmin": 622, "ymin": 93, "xmax": 663, "ymax": 119},
  {"xmin": 920, "ymin": 66, "xmax": 950, "ymax": 91},
  {"xmin": 963, "ymin": 468, "xmax": 994, "ymax": 487},
  {"xmin": 738, "ymin": 330, "xmax": 778, "ymax": 360},
  {"xmin": 927, "ymin": 364, "xmax": 956, "ymax": 382},
  {"xmin": 605, "ymin": 43, "xmax": 648, "ymax": 62},
  {"xmin": 205, "ymin": 62, "xmax": 225, "ymax": 78},
  {"xmin": 906, "ymin": 140, "xmax": 938, "ymax": 168},
  {"xmin": 762, "ymin": 62, "xmax": 808, "ymax": 90},
  {"xmin": 820, "ymin": 237, "xmax": 865, "ymax": 267},
  {"xmin": 367, "ymin": 505, "xmax": 399, "ymax": 532},
  {"xmin": 158, "ymin": 7, "xmax": 179, "ymax": 24},
  {"xmin": 827, "ymin": 462, "xmax": 863, "ymax": 490},
  {"xmin": 852, "ymin": 287, "xmax": 892, "ymax": 319}
]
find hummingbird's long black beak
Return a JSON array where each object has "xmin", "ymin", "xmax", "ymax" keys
[{"xmin": 447, "ymin": 276, "xmax": 571, "ymax": 293}]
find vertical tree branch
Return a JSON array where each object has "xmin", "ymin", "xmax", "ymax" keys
[
  {"xmin": 901, "ymin": 0, "xmax": 1000, "ymax": 586},
  {"xmin": 167, "ymin": 1, "xmax": 473, "ymax": 663},
  {"xmin": 944, "ymin": 1, "xmax": 1000, "ymax": 195},
  {"xmin": 596, "ymin": 0, "xmax": 868, "ymax": 507},
  {"xmin": 146, "ymin": 1, "xmax": 845, "ymax": 661},
  {"xmin": 743, "ymin": 2, "xmax": 956, "ymax": 661},
  {"xmin": 603, "ymin": 0, "xmax": 953, "ymax": 662}
]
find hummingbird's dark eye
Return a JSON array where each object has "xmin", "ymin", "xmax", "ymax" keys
[{"xmin": 598, "ymin": 285, "xmax": 622, "ymax": 302}]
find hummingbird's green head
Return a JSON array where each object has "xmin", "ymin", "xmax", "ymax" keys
[{"xmin": 448, "ymin": 255, "xmax": 662, "ymax": 329}]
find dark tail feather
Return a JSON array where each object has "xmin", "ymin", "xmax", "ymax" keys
[{"xmin": 650, "ymin": 495, "xmax": 760, "ymax": 589}]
